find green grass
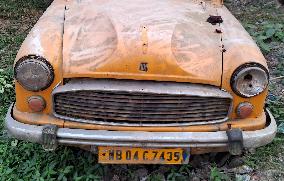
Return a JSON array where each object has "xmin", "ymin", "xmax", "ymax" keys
[
  {"xmin": 0, "ymin": 0, "xmax": 47, "ymax": 69},
  {"xmin": 0, "ymin": 0, "xmax": 284, "ymax": 180},
  {"xmin": 244, "ymin": 135, "xmax": 284, "ymax": 169}
]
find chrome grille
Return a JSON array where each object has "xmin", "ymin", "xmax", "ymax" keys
[{"xmin": 53, "ymin": 79, "xmax": 232, "ymax": 126}]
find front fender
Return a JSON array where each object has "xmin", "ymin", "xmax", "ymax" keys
[
  {"xmin": 14, "ymin": 0, "xmax": 66, "ymax": 113},
  {"xmin": 219, "ymin": 6, "xmax": 268, "ymax": 120}
]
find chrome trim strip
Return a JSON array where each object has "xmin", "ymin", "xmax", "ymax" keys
[
  {"xmin": 57, "ymin": 140, "xmax": 227, "ymax": 148},
  {"xmin": 5, "ymin": 104, "xmax": 277, "ymax": 149},
  {"xmin": 54, "ymin": 117, "xmax": 229, "ymax": 127},
  {"xmin": 53, "ymin": 79, "xmax": 233, "ymax": 98},
  {"xmin": 52, "ymin": 79, "xmax": 233, "ymax": 127}
]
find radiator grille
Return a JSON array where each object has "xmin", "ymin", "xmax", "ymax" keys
[{"xmin": 53, "ymin": 81, "xmax": 232, "ymax": 126}]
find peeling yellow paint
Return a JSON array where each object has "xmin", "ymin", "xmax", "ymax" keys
[{"xmin": 13, "ymin": 0, "xmax": 268, "ymax": 133}]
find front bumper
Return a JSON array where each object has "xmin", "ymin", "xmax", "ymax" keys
[{"xmin": 5, "ymin": 105, "xmax": 277, "ymax": 150}]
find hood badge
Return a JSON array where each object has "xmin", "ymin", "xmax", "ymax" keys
[{"xmin": 139, "ymin": 62, "xmax": 148, "ymax": 72}]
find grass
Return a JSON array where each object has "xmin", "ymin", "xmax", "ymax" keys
[{"xmin": 0, "ymin": 0, "xmax": 283, "ymax": 180}]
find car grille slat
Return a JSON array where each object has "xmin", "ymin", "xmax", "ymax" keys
[
  {"xmin": 52, "ymin": 79, "xmax": 232, "ymax": 126},
  {"xmin": 58, "ymin": 94, "xmax": 229, "ymax": 104},
  {"xmin": 54, "ymin": 103, "xmax": 229, "ymax": 115},
  {"xmin": 55, "ymin": 106, "xmax": 228, "ymax": 119},
  {"xmin": 55, "ymin": 97, "xmax": 230, "ymax": 109},
  {"xmin": 66, "ymin": 92, "xmax": 225, "ymax": 101},
  {"xmin": 55, "ymin": 109, "xmax": 228, "ymax": 122}
]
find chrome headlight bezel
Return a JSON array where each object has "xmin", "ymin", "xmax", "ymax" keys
[
  {"xmin": 230, "ymin": 63, "xmax": 269, "ymax": 98},
  {"xmin": 14, "ymin": 55, "xmax": 54, "ymax": 92}
]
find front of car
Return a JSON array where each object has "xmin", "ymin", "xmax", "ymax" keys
[{"xmin": 5, "ymin": 0, "xmax": 277, "ymax": 164}]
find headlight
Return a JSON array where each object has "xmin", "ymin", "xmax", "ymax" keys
[
  {"xmin": 14, "ymin": 55, "xmax": 54, "ymax": 92},
  {"xmin": 231, "ymin": 63, "xmax": 269, "ymax": 98}
]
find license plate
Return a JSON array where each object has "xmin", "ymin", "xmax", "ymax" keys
[{"xmin": 98, "ymin": 147, "xmax": 190, "ymax": 164}]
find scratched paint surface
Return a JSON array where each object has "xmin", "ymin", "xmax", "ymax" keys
[
  {"xmin": 62, "ymin": 0, "xmax": 223, "ymax": 86},
  {"xmin": 14, "ymin": 0, "xmax": 268, "ymax": 125}
]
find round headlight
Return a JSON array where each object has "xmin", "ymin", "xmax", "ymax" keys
[
  {"xmin": 14, "ymin": 55, "xmax": 54, "ymax": 92},
  {"xmin": 231, "ymin": 63, "xmax": 269, "ymax": 98}
]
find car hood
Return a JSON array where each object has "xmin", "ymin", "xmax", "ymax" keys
[{"xmin": 62, "ymin": 0, "xmax": 223, "ymax": 86}]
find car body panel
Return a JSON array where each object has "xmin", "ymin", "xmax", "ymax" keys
[
  {"xmin": 15, "ymin": 0, "xmax": 65, "ymax": 114},
  {"xmin": 219, "ymin": 7, "xmax": 268, "ymax": 118},
  {"xmin": 62, "ymin": 0, "xmax": 223, "ymax": 86},
  {"xmin": 12, "ymin": 105, "xmax": 266, "ymax": 132},
  {"xmin": 14, "ymin": 0, "xmax": 268, "ymax": 132}
]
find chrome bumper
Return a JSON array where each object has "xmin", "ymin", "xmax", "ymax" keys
[{"xmin": 5, "ymin": 105, "xmax": 277, "ymax": 149}]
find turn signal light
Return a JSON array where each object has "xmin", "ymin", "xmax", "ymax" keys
[
  {"xmin": 28, "ymin": 96, "xmax": 46, "ymax": 112},
  {"xmin": 236, "ymin": 102, "xmax": 253, "ymax": 119}
]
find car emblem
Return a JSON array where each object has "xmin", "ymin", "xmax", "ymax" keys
[{"xmin": 139, "ymin": 62, "xmax": 148, "ymax": 72}]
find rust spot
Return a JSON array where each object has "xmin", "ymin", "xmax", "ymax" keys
[
  {"xmin": 228, "ymin": 124, "xmax": 232, "ymax": 129},
  {"xmin": 207, "ymin": 15, "xmax": 223, "ymax": 25},
  {"xmin": 215, "ymin": 29, "xmax": 222, "ymax": 33},
  {"xmin": 141, "ymin": 26, "xmax": 148, "ymax": 54}
]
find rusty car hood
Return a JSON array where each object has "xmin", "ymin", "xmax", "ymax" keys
[{"xmin": 62, "ymin": 0, "xmax": 223, "ymax": 86}]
